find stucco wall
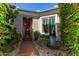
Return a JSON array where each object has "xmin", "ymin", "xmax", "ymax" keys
[
  {"xmin": 14, "ymin": 14, "xmax": 23, "ymax": 37},
  {"xmin": 55, "ymin": 14, "xmax": 61, "ymax": 41},
  {"xmin": 14, "ymin": 9, "xmax": 61, "ymax": 41},
  {"xmin": 32, "ymin": 18, "xmax": 40, "ymax": 32}
]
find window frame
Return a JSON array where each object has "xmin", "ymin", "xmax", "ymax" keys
[{"xmin": 41, "ymin": 15, "xmax": 56, "ymax": 35}]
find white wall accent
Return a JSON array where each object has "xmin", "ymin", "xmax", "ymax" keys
[
  {"xmin": 56, "ymin": 15, "xmax": 61, "ymax": 41},
  {"xmin": 32, "ymin": 18, "xmax": 39, "ymax": 32},
  {"xmin": 55, "ymin": 14, "xmax": 61, "ymax": 41},
  {"xmin": 39, "ymin": 17, "xmax": 42, "ymax": 33}
]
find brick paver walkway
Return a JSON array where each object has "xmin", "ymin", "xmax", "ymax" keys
[{"xmin": 17, "ymin": 41, "xmax": 39, "ymax": 56}]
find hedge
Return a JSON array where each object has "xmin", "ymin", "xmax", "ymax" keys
[
  {"xmin": 0, "ymin": 3, "xmax": 21, "ymax": 54},
  {"xmin": 58, "ymin": 3, "xmax": 79, "ymax": 55}
]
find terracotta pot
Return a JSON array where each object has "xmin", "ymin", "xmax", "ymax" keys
[
  {"xmin": 56, "ymin": 45, "xmax": 61, "ymax": 49},
  {"xmin": 56, "ymin": 41, "xmax": 61, "ymax": 49}
]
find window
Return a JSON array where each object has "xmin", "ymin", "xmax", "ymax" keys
[
  {"xmin": 42, "ymin": 16, "xmax": 55, "ymax": 34},
  {"xmin": 42, "ymin": 17, "xmax": 49, "ymax": 33}
]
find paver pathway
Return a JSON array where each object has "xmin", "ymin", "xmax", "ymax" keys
[{"xmin": 17, "ymin": 41, "xmax": 39, "ymax": 56}]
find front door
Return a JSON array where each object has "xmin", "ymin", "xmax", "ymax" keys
[{"xmin": 23, "ymin": 17, "xmax": 32, "ymax": 41}]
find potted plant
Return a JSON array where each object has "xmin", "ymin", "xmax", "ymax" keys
[
  {"xmin": 48, "ymin": 30, "xmax": 56, "ymax": 48},
  {"xmin": 34, "ymin": 31, "xmax": 40, "ymax": 40}
]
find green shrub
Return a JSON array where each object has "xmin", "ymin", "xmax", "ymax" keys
[
  {"xmin": 37, "ymin": 37, "xmax": 48, "ymax": 47},
  {"xmin": 58, "ymin": 3, "xmax": 79, "ymax": 55},
  {"xmin": 0, "ymin": 3, "xmax": 21, "ymax": 54},
  {"xmin": 1, "ymin": 46, "xmax": 14, "ymax": 53},
  {"xmin": 34, "ymin": 31, "xmax": 40, "ymax": 40},
  {"xmin": 40, "ymin": 35, "xmax": 49, "ymax": 39}
]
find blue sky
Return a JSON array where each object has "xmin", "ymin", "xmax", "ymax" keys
[{"xmin": 12, "ymin": 3, "xmax": 58, "ymax": 11}]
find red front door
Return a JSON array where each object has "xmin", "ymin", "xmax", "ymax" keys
[{"xmin": 23, "ymin": 17, "xmax": 32, "ymax": 41}]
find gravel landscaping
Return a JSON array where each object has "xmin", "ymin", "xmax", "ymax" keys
[{"xmin": 34, "ymin": 41, "xmax": 70, "ymax": 56}]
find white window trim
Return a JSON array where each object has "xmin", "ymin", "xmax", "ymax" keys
[{"xmin": 39, "ymin": 14, "xmax": 57, "ymax": 35}]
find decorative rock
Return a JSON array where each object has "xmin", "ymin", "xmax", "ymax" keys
[{"xmin": 34, "ymin": 41, "xmax": 70, "ymax": 56}]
